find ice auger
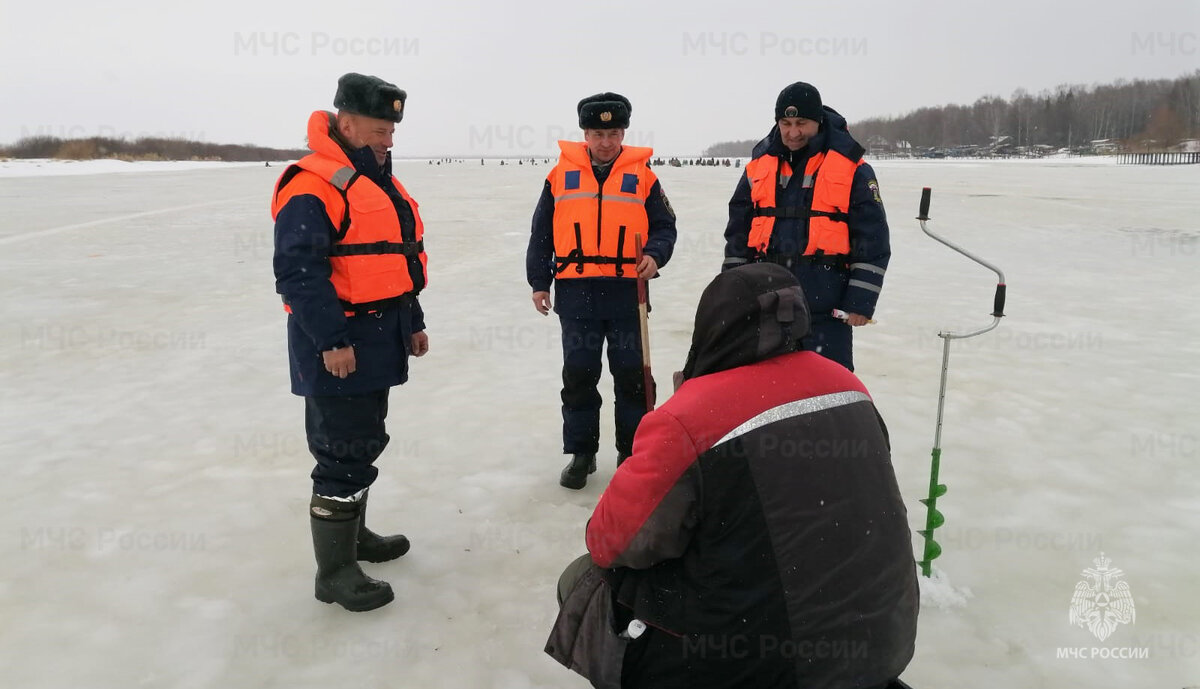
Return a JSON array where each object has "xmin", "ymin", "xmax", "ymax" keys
[{"xmin": 915, "ymin": 188, "xmax": 1006, "ymax": 577}]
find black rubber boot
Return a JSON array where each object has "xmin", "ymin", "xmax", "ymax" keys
[
  {"xmin": 356, "ymin": 490, "xmax": 410, "ymax": 563},
  {"xmin": 559, "ymin": 453, "xmax": 597, "ymax": 490},
  {"xmin": 310, "ymin": 495, "xmax": 394, "ymax": 612}
]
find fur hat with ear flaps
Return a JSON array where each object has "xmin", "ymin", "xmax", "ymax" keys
[
  {"xmin": 577, "ymin": 92, "xmax": 631, "ymax": 129},
  {"xmin": 334, "ymin": 72, "xmax": 407, "ymax": 123},
  {"xmin": 681, "ymin": 263, "xmax": 810, "ymax": 381}
]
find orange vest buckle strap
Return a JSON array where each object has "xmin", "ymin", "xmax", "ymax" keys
[
  {"xmin": 554, "ymin": 222, "xmax": 639, "ymax": 277},
  {"xmin": 337, "ymin": 293, "xmax": 416, "ymax": 316},
  {"xmin": 329, "ymin": 240, "xmax": 425, "ymax": 257},
  {"xmin": 279, "ymin": 292, "xmax": 416, "ymax": 316}
]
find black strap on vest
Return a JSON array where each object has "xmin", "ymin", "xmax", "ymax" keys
[
  {"xmin": 572, "ymin": 222, "xmax": 585, "ymax": 274},
  {"xmin": 338, "ymin": 293, "xmax": 416, "ymax": 315},
  {"xmin": 329, "ymin": 240, "xmax": 424, "ymax": 257},
  {"xmin": 808, "ymin": 209, "xmax": 851, "ymax": 223},
  {"xmin": 554, "ymin": 253, "xmax": 639, "ymax": 273},
  {"xmin": 330, "ymin": 173, "xmax": 359, "ymax": 240},
  {"xmin": 554, "ymin": 222, "xmax": 637, "ymax": 275},
  {"xmin": 753, "ymin": 206, "xmax": 808, "ymax": 219},
  {"xmin": 753, "ymin": 206, "xmax": 849, "ymax": 223},
  {"xmin": 280, "ymin": 292, "xmax": 416, "ymax": 316},
  {"xmin": 615, "ymin": 225, "xmax": 627, "ymax": 277}
]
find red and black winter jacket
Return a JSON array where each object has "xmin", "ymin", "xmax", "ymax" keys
[
  {"xmin": 584, "ymin": 265, "xmax": 917, "ymax": 689},
  {"xmin": 586, "ymin": 352, "xmax": 917, "ymax": 688}
]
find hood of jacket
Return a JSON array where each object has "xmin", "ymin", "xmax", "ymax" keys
[{"xmin": 681, "ymin": 263, "xmax": 810, "ymax": 380}]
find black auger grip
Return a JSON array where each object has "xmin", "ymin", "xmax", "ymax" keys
[
  {"xmin": 917, "ymin": 187, "xmax": 932, "ymax": 220},
  {"xmin": 993, "ymin": 284, "xmax": 1006, "ymax": 317}
]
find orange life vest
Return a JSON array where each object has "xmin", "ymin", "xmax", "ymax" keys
[
  {"xmin": 271, "ymin": 111, "xmax": 428, "ymax": 315},
  {"xmin": 548, "ymin": 141, "xmax": 655, "ymax": 279},
  {"xmin": 745, "ymin": 149, "xmax": 862, "ymax": 257}
]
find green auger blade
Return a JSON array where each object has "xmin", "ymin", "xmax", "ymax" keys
[
  {"xmin": 921, "ymin": 448, "xmax": 950, "ymax": 578},
  {"xmin": 919, "ymin": 537, "xmax": 942, "ymax": 561},
  {"xmin": 918, "ymin": 537, "xmax": 942, "ymax": 577},
  {"xmin": 918, "ymin": 479, "xmax": 947, "ymax": 576},
  {"xmin": 918, "ymin": 503, "xmax": 945, "ymax": 529}
]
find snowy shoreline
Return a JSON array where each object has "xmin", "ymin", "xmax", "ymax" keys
[{"xmin": 0, "ymin": 158, "xmax": 287, "ymax": 178}]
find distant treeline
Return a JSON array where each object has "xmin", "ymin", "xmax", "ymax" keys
[
  {"xmin": 704, "ymin": 70, "xmax": 1200, "ymax": 157},
  {"xmin": 0, "ymin": 136, "xmax": 308, "ymax": 162}
]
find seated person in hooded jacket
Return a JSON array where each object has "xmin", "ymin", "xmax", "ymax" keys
[{"xmin": 546, "ymin": 263, "xmax": 918, "ymax": 689}]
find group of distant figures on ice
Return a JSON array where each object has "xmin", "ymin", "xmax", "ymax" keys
[{"xmin": 419, "ymin": 156, "xmax": 743, "ymax": 167}]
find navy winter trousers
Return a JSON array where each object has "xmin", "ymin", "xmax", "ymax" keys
[
  {"xmin": 802, "ymin": 315, "xmax": 854, "ymax": 371},
  {"xmin": 559, "ymin": 316, "xmax": 651, "ymax": 457},
  {"xmin": 304, "ymin": 390, "xmax": 390, "ymax": 498}
]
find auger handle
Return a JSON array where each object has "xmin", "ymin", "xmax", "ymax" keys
[
  {"xmin": 917, "ymin": 186, "xmax": 1006, "ymax": 337},
  {"xmin": 917, "ymin": 187, "xmax": 931, "ymax": 221}
]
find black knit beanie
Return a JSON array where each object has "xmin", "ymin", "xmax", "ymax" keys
[{"xmin": 774, "ymin": 82, "xmax": 823, "ymax": 122}]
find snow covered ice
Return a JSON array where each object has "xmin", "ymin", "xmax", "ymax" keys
[{"xmin": 1, "ymin": 157, "xmax": 1197, "ymax": 688}]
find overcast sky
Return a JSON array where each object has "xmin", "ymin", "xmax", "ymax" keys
[{"xmin": 1, "ymin": 0, "xmax": 1196, "ymax": 156}]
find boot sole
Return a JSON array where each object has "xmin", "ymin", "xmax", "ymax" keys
[
  {"xmin": 359, "ymin": 554, "xmax": 405, "ymax": 563},
  {"xmin": 358, "ymin": 546, "xmax": 410, "ymax": 563},
  {"xmin": 315, "ymin": 585, "xmax": 395, "ymax": 612},
  {"xmin": 560, "ymin": 457, "xmax": 597, "ymax": 489}
]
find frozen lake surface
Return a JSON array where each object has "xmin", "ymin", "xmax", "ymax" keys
[{"xmin": 1, "ymin": 157, "xmax": 1197, "ymax": 688}]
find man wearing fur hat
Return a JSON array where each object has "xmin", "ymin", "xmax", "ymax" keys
[
  {"xmin": 723, "ymin": 81, "xmax": 890, "ymax": 371},
  {"xmin": 526, "ymin": 92, "xmax": 678, "ymax": 490},
  {"xmin": 271, "ymin": 72, "xmax": 429, "ymax": 612},
  {"xmin": 546, "ymin": 264, "xmax": 918, "ymax": 689}
]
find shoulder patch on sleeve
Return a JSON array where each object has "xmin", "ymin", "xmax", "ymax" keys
[
  {"xmin": 660, "ymin": 188, "xmax": 676, "ymax": 218},
  {"xmin": 867, "ymin": 179, "xmax": 882, "ymax": 204}
]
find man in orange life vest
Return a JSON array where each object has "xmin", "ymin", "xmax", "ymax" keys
[
  {"xmin": 527, "ymin": 92, "xmax": 678, "ymax": 490},
  {"xmin": 271, "ymin": 73, "xmax": 429, "ymax": 612},
  {"xmin": 723, "ymin": 82, "xmax": 890, "ymax": 371}
]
